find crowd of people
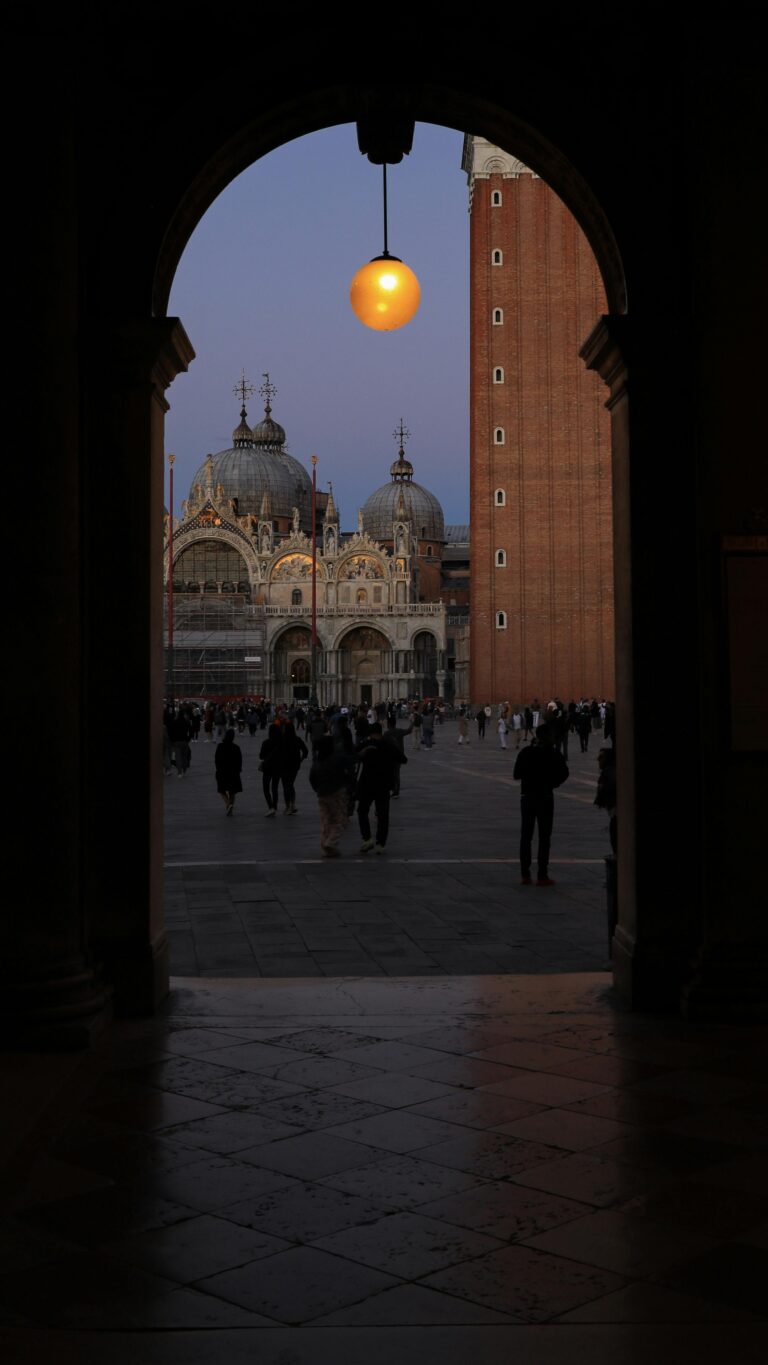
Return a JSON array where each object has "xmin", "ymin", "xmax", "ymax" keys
[
  {"xmin": 458, "ymin": 698, "xmax": 615, "ymax": 754},
  {"xmin": 162, "ymin": 694, "xmax": 616, "ymax": 872}
]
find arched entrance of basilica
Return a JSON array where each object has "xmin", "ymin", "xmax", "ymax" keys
[
  {"xmin": 18, "ymin": 49, "xmax": 765, "ymax": 1040},
  {"xmin": 336, "ymin": 626, "xmax": 392, "ymax": 706}
]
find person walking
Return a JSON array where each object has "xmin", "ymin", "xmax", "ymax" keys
[
  {"xmin": 513, "ymin": 723, "xmax": 569, "ymax": 886},
  {"xmin": 170, "ymin": 706, "xmax": 193, "ymax": 778},
  {"xmin": 421, "ymin": 706, "xmax": 435, "ymax": 749},
  {"xmin": 279, "ymin": 719, "xmax": 308, "ymax": 815},
  {"xmin": 476, "ymin": 707, "xmax": 485, "ymax": 740},
  {"xmin": 309, "ymin": 734, "xmax": 355, "ymax": 857},
  {"xmin": 384, "ymin": 714, "xmax": 410, "ymax": 795},
  {"xmin": 595, "ymin": 744, "xmax": 617, "ymax": 854},
  {"xmin": 215, "ymin": 728, "xmax": 243, "ymax": 816},
  {"xmin": 411, "ymin": 707, "xmax": 422, "ymax": 749},
  {"xmin": 458, "ymin": 710, "xmax": 470, "ymax": 744},
  {"xmin": 213, "ymin": 705, "xmax": 227, "ymax": 744},
  {"xmin": 357, "ymin": 723, "xmax": 403, "ymax": 853},
  {"xmin": 497, "ymin": 712, "xmax": 508, "ymax": 750},
  {"xmin": 510, "ymin": 708, "xmax": 523, "ymax": 748},
  {"xmin": 259, "ymin": 722, "xmax": 282, "ymax": 817}
]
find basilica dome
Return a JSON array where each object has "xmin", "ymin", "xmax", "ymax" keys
[
  {"xmin": 188, "ymin": 392, "xmax": 312, "ymax": 528},
  {"xmin": 362, "ymin": 442, "xmax": 445, "ymax": 544}
]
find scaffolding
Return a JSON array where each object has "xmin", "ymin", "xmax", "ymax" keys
[{"xmin": 164, "ymin": 595, "xmax": 266, "ymax": 698}]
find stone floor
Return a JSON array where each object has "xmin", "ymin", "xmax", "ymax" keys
[
  {"xmin": 165, "ymin": 722, "xmax": 611, "ymax": 977},
  {"xmin": 2, "ymin": 974, "xmax": 766, "ymax": 1361}
]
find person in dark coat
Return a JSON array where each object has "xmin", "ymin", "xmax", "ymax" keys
[
  {"xmin": 170, "ymin": 706, "xmax": 193, "ymax": 777},
  {"xmin": 309, "ymin": 734, "xmax": 355, "ymax": 857},
  {"xmin": 215, "ymin": 728, "xmax": 243, "ymax": 816},
  {"xmin": 279, "ymin": 720, "xmax": 308, "ymax": 815},
  {"xmin": 356, "ymin": 723, "xmax": 404, "ymax": 853},
  {"xmin": 595, "ymin": 745, "xmax": 617, "ymax": 853},
  {"xmin": 513, "ymin": 723, "xmax": 569, "ymax": 885},
  {"xmin": 259, "ymin": 723, "xmax": 282, "ymax": 817},
  {"xmin": 385, "ymin": 715, "xmax": 411, "ymax": 796}
]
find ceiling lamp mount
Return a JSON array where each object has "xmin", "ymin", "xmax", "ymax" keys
[{"xmin": 350, "ymin": 160, "xmax": 421, "ymax": 332}]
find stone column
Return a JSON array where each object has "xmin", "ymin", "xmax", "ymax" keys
[
  {"xmin": 3, "ymin": 119, "xmax": 113, "ymax": 1048},
  {"xmin": 582, "ymin": 317, "xmax": 693, "ymax": 1010},
  {"xmin": 84, "ymin": 319, "xmax": 194, "ymax": 1017}
]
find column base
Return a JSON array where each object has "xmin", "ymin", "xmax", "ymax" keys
[
  {"xmin": 1, "ymin": 960, "xmax": 113, "ymax": 1051},
  {"xmin": 611, "ymin": 926, "xmax": 692, "ymax": 1014},
  {"xmin": 681, "ymin": 943, "xmax": 768, "ymax": 1022},
  {"xmin": 98, "ymin": 932, "xmax": 170, "ymax": 1017}
]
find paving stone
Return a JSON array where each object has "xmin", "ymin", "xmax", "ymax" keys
[
  {"xmin": 314, "ymin": 1210, "xmax": 503, "ymax": 1278},
  {"xmin": 195, "ymin": 1245, "xmax": 399, "ymax": 1324}
]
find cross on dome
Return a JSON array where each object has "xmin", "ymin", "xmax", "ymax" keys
[
  {"xmin": 233, "ymin": 370, "xmax": 255, "ymax": 406},
  {"xmin": 260, "ymin": 373, "xmax": 278, "ymax": 416},
  {"xmin": 390, "ymin": 417, "xmax": 414, "ymax": 482},
  {"xmin": 393, "ymin": 418, "xmax": 411, "ymax": 455}
]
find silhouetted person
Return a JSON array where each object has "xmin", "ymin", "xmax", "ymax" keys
[
  {"xmin": 357, "ymin": 723, "xmax": 404, "ymax": 853},
  {"xmin": 215, "ymin": 728, "xmax": 242, "ymax": 816},
  {"xmin": 595, "ymin": 745, "xmax": 617, "ymax": 854},
  {"xmin": 513, "ymin": 723, "xmax": 569, "ymax": 885}
]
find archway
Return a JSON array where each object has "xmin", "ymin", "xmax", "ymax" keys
[
  {"xmin": 337, "ymin": 624, "xmax": 392, "ymax": 705},
  {"xmin": 69, "ymin": 81, "xmax": 655, "ymax": 1024},
  {"xmin": 272, "ymin": 624, "xmax": 314, "ymax": 703},
  {"xmin": 10, "ymin": 29, "xmax": 764, "ymax": 1047},
  {"xmin": 150, "ymin": 102, "xmax": 630, "ymax": 1001},
  {"xmin": 411, "ymin": 629, "xmax": 440, "ymax": 699}
]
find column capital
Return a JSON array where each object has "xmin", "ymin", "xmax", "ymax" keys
[
  {"xmin": 99, "ymin": 317, "xmax": 195, "ymax": 396},
  {"xmin": 580, "ymin": 315, "xmax": 629, "ymax": 407}
]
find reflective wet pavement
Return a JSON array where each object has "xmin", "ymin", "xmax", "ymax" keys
[{"xmin": 2, "ymin": 975, "xmax": 766, "ymax": 1361}]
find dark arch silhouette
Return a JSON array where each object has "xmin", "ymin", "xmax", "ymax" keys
[{"xmin": 152, "ymin": 89, "xmax": 626, "ymax": 319}]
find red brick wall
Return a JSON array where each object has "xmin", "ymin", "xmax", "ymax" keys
[{"xmin": 470, "ymin": 171, "xmax": 614, "ymax": 704}]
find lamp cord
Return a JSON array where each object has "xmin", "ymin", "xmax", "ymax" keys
[{"xmin": 382, "ymin": 163, "xmax": 389, "ymax": 258}]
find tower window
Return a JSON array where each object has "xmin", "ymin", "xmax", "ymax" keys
[
  {"xmin": 493, "ymin": 367, "xmax": 504, "ymax": 384},
  {"xmin": 491, "ymin": 189, "xmax": 502, "ymax": 206},
  {"xmin": 494, "ymin": 428, "xmax": 505, "ymax": 445},
  {"xmin": 492, "ymin": 249, "xmax": 503, "ymax": 266},
  {"xmin": 496, "ymin": 611, "xmax": 507, "ymax": 629},
  {"xmin": 493, "ymin": 308, "xmax": 503, "ymax": 325},
  {"xmin": 496, "ymin": 549, "xmax": 507, "ymax": 567},
  {"xmin": 495, "ymin": 488, "xmax": 506, "ymax": 505},
  {"xmin": 426, "ymin": 545, "xmax": 433, "ymax": 556}
]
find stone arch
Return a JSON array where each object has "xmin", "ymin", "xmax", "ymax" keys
[
  {"xmin": 72, "ymin": 79, "xmax": 639, "ymax": 1025},
  {"xmin": 153, "ymin": 92, "xmax": 626, "ymax": 321},
  {"xmin": 168, "ymin": 534, "xmax": 255, "ymax": 596}
]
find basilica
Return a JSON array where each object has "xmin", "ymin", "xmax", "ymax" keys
[{"xmin": 163, "ymin": 381, "xmax": 468, "ymax": 705}]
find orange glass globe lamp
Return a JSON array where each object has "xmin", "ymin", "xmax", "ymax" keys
[
  {"xmin": 349, "ymin": 163, "xmax": 421, "ymax": 331},
  {"xmin": 350, "ymin": 252, "xmax": 421, "ymax": 331}
]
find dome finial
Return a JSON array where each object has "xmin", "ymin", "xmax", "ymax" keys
[
  {"xmin": 252, "ymin": 371, "xmax": 286, "ymax": 450},
  {"xmin": 393, "ymin": 417, "xmax": 411, "ymax": 458},
  {"xmin": 233, "ymin": 370, "xmax": 256, "ymax": 407},
  {"xmin": 390, "ymin": 417, "xmax": 414, "ymax": 482},
  {"xmin": 260, "ymin": 372, "xmax": 278, "ymax": 419},
  {"xmin": 232, "ymin": 372, "xmax": 256, "ymax": 447}
]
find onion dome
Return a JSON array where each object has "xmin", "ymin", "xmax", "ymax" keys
[
  {"xmin": 251, "ymin": 405, "xmax": 287, "ymax": 450},
  {"xmin": 361, "ymin": 421, "xmax": 445, "ymax": 544},
  {"xmin": 188, "ymin": 381, "xmax": 312, "ymax": 527},
  {"xmin": 232, "ymin": 406, "xmax": 253, "ymax": 447}
]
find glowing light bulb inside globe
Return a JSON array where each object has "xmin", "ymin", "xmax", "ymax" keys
[{"xmin": 350, "ymin": 255, "xmax": 421, "ymax": 332}]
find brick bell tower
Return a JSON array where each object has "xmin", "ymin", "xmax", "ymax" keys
[{"xmin": 463, "ymin": 135, "xmax": 614, "ymax": 706}]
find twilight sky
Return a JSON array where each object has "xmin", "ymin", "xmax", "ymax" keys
[{"xmin": 165, "ymin": 123, "xmax": 470, "ymax": 528}]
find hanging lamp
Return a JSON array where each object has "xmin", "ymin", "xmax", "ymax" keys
[{"xmin": 350, "ymin": 163, "xmax": 420, "ymax": 332}]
